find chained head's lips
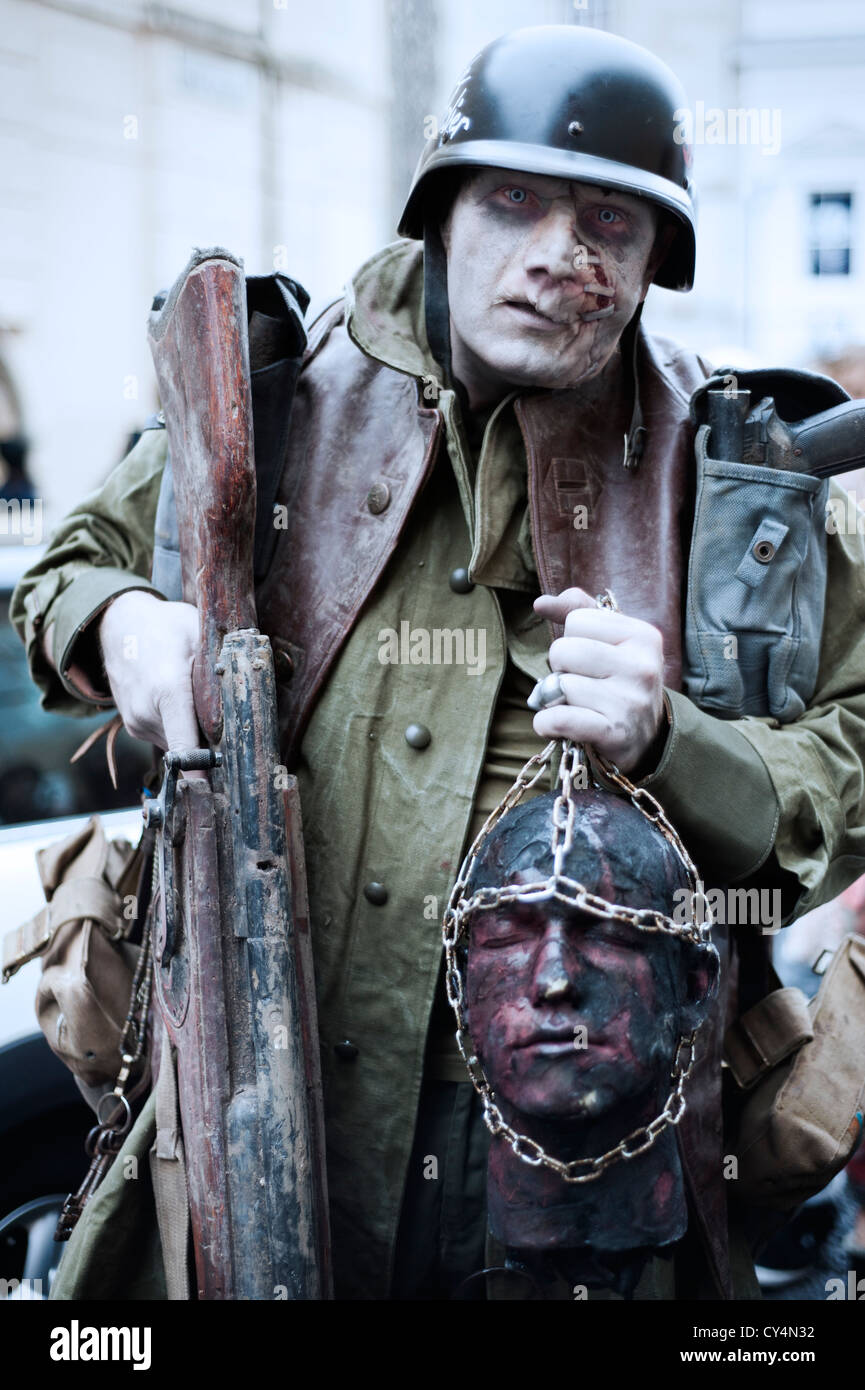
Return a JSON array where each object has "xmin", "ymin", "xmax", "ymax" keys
[{"xmin": 514, "ymin": 1025, "xmax": 611, "ymax": 1056}]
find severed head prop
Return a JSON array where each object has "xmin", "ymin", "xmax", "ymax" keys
[{"xmin": 442, "ymin": 739, "xmax": 719, "ymax": 1294}]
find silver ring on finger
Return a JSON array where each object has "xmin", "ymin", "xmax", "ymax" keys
[{"xmin": 527, "ymin": 672, "xmax": 568, "ymax": 712}]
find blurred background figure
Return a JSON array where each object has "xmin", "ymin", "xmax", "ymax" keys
[
  {"xmin": 780, "ymin": 345, "xmax": 865, "ymax": 1280},
  {"xmin": 812, "ymin": 348, "xmax": 865, "ymax": 503},
  {"xmin": 0, "ymin": 436, "xmax": 37, "ymax": 505}
]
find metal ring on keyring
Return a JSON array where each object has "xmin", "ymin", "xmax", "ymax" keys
[{"xmin": 96, "ymin": 1091, "xmax": 132, "ymax": 1136}]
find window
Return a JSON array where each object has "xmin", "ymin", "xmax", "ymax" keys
[{"xmin": 809, "ymin": 193, "xmax": 853, "ymax": 276}]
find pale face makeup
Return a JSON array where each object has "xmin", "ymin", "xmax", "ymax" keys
[{"xmin": 441, "ymin": 168, "xmax": 665, "ymax": 408}]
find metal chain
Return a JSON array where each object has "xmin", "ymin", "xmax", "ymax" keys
[
  {"xmin": 441, "ymin": 587, "xmax": 716, "ymax": 1182},
  {"xmin": 482, "ymin": 1032, "xmax": 697, "ymax": 1182},
  {"xmin": 104, "ymin": 843, "xmax": 157, "ymax": 1111},
  {"xmin": 111, "ymin": 905, "xmax": 153, "ymax": 1106}
]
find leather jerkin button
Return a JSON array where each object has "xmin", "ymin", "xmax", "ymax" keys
[
  {"xmin": 366, "ymin": 482, "xmax": 391, "ymax": 515},
  {"xmin": 273, "ymin": 648, "xmax": 294, "ymax": 680},
  {"xmin": 405, "ymin": 723, "xmax": 431, "ymax": 749},
  {"xmin": 364, "ymin": 882, "xmax": 388, "ymax": 905},
  {"xmin": 449, "ymin": 567, "xmax": 474, "ymax": 593},
  {"xmin": 334, "ymin": 1041, "xmax": 359, "ymax": 1061}
]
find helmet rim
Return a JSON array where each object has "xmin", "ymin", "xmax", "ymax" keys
[{"xmin": 399, "ymin": 141, "xmax": 696, "ymax": 292}]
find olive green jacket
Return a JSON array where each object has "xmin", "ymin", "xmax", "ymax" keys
[{"xmin": 12, "ymin": 240, "xmax": 865, "ymax": 1299}]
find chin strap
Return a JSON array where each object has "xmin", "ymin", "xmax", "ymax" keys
[
  {"xmin": 622, "ymin": 301, "xmax": 647, "ymax": 471},
  {"xmin": 423, "ymin": 215, "xmax": 455, "ymax": 390}
]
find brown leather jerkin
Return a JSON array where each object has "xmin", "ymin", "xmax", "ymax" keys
[{"xmin": 257, "ymin": 303, "xmax": 733, "ymax": 1296}]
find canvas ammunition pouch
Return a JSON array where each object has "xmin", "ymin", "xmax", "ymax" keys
[
  {"xmin": 724, "ymin": 934, "xmax": 865, "ymax": 1208},
  {"xmin": 1, "ymin": 816, "xmax": 148, "ymax": 1088},
  {"xmin": 679, "ymin": 369, "xmax": 853, "ymax": 722}
]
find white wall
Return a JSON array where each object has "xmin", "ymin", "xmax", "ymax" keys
[
  {"xmin": 631, "ymin": 0, "xmax": 865, "ymax": 368},
  {"xmin": 0, "ymin": 0, "xmax": 389, "ymax": 524},
  {"xmin": 3, "ymin": 0, "xmax": 865, "ymax": 532}
]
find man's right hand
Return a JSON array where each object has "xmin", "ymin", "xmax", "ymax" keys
[{"xmin": 98, "ymin": 590, "xmax": 202, "ymax": 752}]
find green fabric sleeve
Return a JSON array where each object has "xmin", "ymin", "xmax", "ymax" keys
[
  {"xmin": 640, "ymin": 482, "xmax": 865, "ymax": 920},
  {"xmin": 53, "ymin": 565, "xmax": 165, "ymax": 705},
  {"xmin": 9, "ymin": 428, "xmax": 168, "ymax": 715},
  {"xmin": 638, "ymin": 688, "xmax": 780, "ymax": 886}
]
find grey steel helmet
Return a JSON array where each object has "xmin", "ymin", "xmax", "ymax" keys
[{"xmin": 399, "ymin": 24, "xmax": 696, "ymax": 294}]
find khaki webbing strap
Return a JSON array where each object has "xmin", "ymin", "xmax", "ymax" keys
[
  {"xmin": 2, "ymin": 876, "xmax": 124, "ymax": 982},
  {"xmin": 724, "ymin": 986, "xmax": 814, "ymax": 1090},
  {"xmin": 302, "ymin": 296, "xmax": 343, "ymax": 363},
  {"xmin": 149, "ymin": 1029, "xmax": 190, "ymax": 1301}
]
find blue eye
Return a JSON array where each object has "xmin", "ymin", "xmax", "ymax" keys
[
  {"xmin": 598, "ymin": 208, "xmax": 619, "ymax": 224},
  {"xmin": 506, "ymin": 187, "xmax": 528, "ymax": 204}
]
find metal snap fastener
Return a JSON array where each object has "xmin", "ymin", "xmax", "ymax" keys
[
  {"xmin": 405, "ymin": 723, "xmax": 432, "ymax": 750},
  {"xmin": 366, "ymin": 482, "xmax": 391, "ymax": 515},
  {"xmin": 753, "ymin": 539, "xmax": 776, "ymax": 563},
  {"xmin": 273, "ymin": 647, "xmax": 294, "ymax": 681},
  {"xmin": 334, "ymin": 1040, "xmax": 359, "ymax": 1061},
  {"xmin": 567, "ymin": 120, "xmax": 584, "ymax": 136},
  {"xmin": 449, "ymin": 567, "xmax": 474, "ymax": 594},
  {"xmin": 363, "ymin": 882, "xmax": 388, "ymax": 906}
]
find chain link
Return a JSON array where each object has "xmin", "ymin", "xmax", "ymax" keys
[
  {"xmin": 441, "ymin": 588, "xmax": 716, "ymax": 1183},
  {"xmin": 477, "ymin": 1032, "xmax": 697, "ymax": 1183}
]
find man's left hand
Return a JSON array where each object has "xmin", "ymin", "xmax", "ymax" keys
[{"xmin": 532, "ymin": 587, "xmax": 667, "ymax": 774}]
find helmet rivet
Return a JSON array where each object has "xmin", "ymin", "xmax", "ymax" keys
[{"xmin": 567, "ymin": 120, "xmax": 584, "ymax": 137}]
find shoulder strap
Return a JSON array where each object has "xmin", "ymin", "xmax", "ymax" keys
[
  {"xmin": 303, "ymin": 297, "xmax": 345, "ymax": 362},
  {"xmin": 149, "ymin": 1027, "xmax": 190, "ymax": 1300}
]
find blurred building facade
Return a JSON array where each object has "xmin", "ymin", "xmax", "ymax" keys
[{"xmin": 1, "ymin": 0, "xmax": 865, "ymax": 525}]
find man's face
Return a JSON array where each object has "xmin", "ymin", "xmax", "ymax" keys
[
  {"xmin": 442, "ymin": 169, "xmax": 664, "ymax": 397},
  {"xmin": 466, "ymin": 877, "xmax": 682, "ymax": 1122}
]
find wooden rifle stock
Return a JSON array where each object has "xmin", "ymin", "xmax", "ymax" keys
[{"xmin": 146, "ymin": 247, "xmax": 331, "ymax": 1299}]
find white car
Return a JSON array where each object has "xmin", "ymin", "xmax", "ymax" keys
[{"xmin": 0, "ymin": 806, "xmax": 143, "ymax": 1299}]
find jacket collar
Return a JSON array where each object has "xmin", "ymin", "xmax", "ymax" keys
[{"xmin": 345, "ymin": 240, "xmax": 438, "ymax": 381}]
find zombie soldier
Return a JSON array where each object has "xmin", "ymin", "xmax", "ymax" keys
[{"xmin": 12, "ymin": 25, "xmax": 865, "ymax": 1300}]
